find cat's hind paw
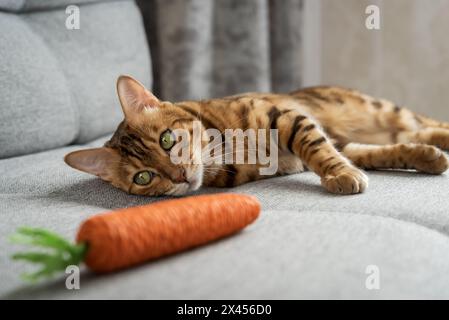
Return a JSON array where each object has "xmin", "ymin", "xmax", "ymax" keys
[{"xmin": 412, "ymin": 145, "xmax": 449, "ymax": 174}]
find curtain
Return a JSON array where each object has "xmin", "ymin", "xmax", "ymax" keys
[{"xmin": 137, "ymin": 0, "xmax": 304, "ymax": 101}]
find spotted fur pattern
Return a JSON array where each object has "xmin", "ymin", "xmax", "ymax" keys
[{"xmin": 64, "ymin": 76, "xmax": 449, "ymax": 196}]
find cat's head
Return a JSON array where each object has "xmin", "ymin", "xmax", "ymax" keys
[{"xmin": 64, "ymin": 75, "xmax": 205, "ymax": 196}]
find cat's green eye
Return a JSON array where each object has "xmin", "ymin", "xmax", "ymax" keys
[
  {"xmin": 133, "ymin": 171, "xmax": 152, "ymax": 185},
  {"xmin": 160, "ymin": 129, "xmax": 175, "ymax": 150}
]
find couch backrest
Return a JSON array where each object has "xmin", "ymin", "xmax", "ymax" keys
[
  {"xmin": 0, "ymin": 0, "xmax": 113, "ymax": 12},
  {"xmin": 0, "ymin": 0, "xmax": 152, "ymax": 158}
]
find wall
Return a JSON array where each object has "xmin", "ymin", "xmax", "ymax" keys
[{"xmin": 309, "ymin": 0, "xmax": 449, "ymax": 120}]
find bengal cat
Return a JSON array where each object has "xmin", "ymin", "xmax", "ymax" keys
[{"xmin": 64, "ymin": 75, "xmax": 449, "ymax": 196}]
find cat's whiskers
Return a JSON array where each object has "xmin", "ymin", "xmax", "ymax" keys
[
  {"xmin": 201, "ymin": 140, "xmax": 260, "ymax": 156},
  {"xmin": 202, "ymin": 168, "xmax": 236, "ymax": 174},
  {"xmin": 166, "ymin": 182, "xmax": 190, "ymax": 196},
  {"xmin": 201, "ymin": 148, "xmax": 260, "ymax": 164}
]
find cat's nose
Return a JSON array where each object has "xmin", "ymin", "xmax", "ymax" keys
[{"xmin": 173, "ymin": 168, "xmax": 187, "ymax": 183}]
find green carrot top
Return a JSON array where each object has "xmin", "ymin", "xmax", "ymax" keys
[{"xmin": 9, "ymin": 227, "xmax": 87, "ymax": 282}]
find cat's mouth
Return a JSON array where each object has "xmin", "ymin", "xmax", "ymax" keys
[
  {"xmin": 185, "ymin": 166, "xmax": 203, "ymax": 191},
  {"xmin": 186, "ymin": 177, "xmax": 201, "ymax": 191}
]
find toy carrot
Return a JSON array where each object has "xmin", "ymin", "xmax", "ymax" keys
[{"xmin": 10, "ymin": 193, "xmax": 260, "ymax": 281}]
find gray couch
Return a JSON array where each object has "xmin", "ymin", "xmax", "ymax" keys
[{"xmin": 2, "ymin": 0, "xmax": 449, "ymax": 299}]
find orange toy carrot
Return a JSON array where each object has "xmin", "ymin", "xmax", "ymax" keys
[{"xmin": 10, "ymin": 193, "xmax": 260, "ymax": 280}]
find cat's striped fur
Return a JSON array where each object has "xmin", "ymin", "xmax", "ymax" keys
[{"xmin": 65, "ymin": 76, "xmax": 449, "ymax": 196}]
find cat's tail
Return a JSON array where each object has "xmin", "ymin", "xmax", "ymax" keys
[{"xmin": 416, "ymin": 113, "xmax": 449, "ymax": 130}]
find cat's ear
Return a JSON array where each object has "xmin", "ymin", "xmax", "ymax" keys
[
  {"xmin": 64, "ymin": 147, "xmax": 120, "ymax": 179},
  {"xmin": 116, "ymin": 75, "xmax": 160, "ymax": 121}
]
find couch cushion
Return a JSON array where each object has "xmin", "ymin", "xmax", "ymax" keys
[
  {"xmin": 2, "ymin": 137, "xmax": 449, "ymax": 298},
  {"xmin": 0, "ymin": 13, "xmax": 77, "ymax": 159},
  {"xmin": 0, "ymin": 0, "xmax": 151, "ymax": 158},
  {"xmin": 0, "ymin": 0, "xmax": 116, "ymax": 12},
  {"xmin": 5, "ymin": 209, "xmax": 449, "ymax": 299}
]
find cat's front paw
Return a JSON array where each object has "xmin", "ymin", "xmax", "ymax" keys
[
  {"xmin": 412, "ymin": 145, "xmax": 449, "ymax": 174},
  {"xmin": 321, "ymin": 167, "xmax": 368, "ymax": 195}
]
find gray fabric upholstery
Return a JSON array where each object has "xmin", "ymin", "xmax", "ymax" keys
[
  {"xmin": 0, "ymin": 12, "xmax": 77, "ymax": 159},
  {"xmin": 137, "ymin": 0, "xmax": 304, "ymax": 101},
  {"xmin": 0, "ymin": 0, "xmax": 151, "ymax": 158},
  {"xmin": 2, "ymin": 0, "xmax": 449, "ymax": 300},
  {"xmin": 2, "ymin": 135, "xmax": 449, "ymax": 299},
  {"xmin": 0, "ymin": 0, "xmax": 116, "ymax": 12}
]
